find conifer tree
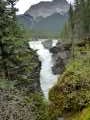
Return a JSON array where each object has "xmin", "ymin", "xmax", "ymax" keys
[
  {"xmin": 74, "ymin": 0, "xmax": 90, "ymax": 40},
  {"xmin": 69, "ymin": 4, "xmax": 75, "ymax": 58},
  {"xmin": 0, "ymin": 0, "xmax": 19, "ymax": 79}
]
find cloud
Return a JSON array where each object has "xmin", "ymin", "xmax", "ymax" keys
[{"xmin": 16, "ymin": 0, "xmax": 52, "ymax": 15}]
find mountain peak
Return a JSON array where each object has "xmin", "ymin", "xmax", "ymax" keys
[{"xmin": 26, "ymin": 0, "xmax": 69, "ymax": 19}]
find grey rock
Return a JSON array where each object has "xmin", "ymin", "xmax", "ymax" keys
[
  {"xmin": 42, "ymin": 40, "xmax": 52, "ymax": 49},
  {"xmin": 17, "ymin": 0, "xmax": 69, "ymax": 34},
  {"xmin": 51, "ymin": 42, "xmax": 71, "ymax": 74},
  {"xmin": 26, "ymin": 0, "xmax": 69, "ymax": 19}
]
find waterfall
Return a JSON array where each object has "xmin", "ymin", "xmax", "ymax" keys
[{"xmin": 29, "ymin": 39, "xmax": 58, "ymax": 99}]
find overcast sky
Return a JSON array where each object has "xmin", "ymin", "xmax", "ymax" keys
[{"xmin": 16, "ymin": 0, "xmax": 74, "ymax": 15}]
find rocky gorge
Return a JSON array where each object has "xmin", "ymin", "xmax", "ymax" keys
[
  {"xmin": 42, "ymin": 39, "xmax": 71, "ymax": 75},
  {"xmin": 0, "ymin": 37, "xmax": 72, "ymax": 120},
  {"xmin": 29, "ymin": 39, "xmax": 71, "ymax": 99}
]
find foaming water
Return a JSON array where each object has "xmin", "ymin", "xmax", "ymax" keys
[{"xmin": 29, "ymin": 40, "xmax": 58, "ymax": 98}]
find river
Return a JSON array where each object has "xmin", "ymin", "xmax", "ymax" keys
[{"xmin": 29, "ymin": 39, "xmax": 58, "ymax": 99}]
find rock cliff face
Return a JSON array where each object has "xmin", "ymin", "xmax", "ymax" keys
[
  {"xmin": 50, "ymin": 42, "xmax": 71, "ymax": 74},
  {"xmin": 26, "ymin": 0, "xmax": 69, "ymax": 19}
]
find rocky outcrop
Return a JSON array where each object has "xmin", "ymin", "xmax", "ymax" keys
[
  {"xmin": 42, "ymin": 40, "xmax": 53, "ymax": 49},
  {"xmin": 50, "ymin": 42, "xmax": 71, "ymax": 74}
]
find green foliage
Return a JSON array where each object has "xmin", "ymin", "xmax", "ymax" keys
[
  {"xmin": 61, "ymin": 0, "xmax": 90, "ymax": 41},
  {"xmin": 0, "ymin": 0, "xmax": 37, "ymax": 83},
  {"xmin": 31, "ymin": 30, "xmax": 61, "ymax": 39},
  {"xmin": 60, "ymin": 22, "xmax": 71, "ymax": 41},
  {"xmin": 0, "ymin": 79, "xmax": 15, "ymax": 89},
  {"xmin": 25, "ymin": 93, "xmax": 49, "ymax": 120},
  {"xmin": 49, "ymin": 44, "xmax": 90, "ymax": 119},
  {"xmin": 0, "ymin": 0, "xmax": 21, "ymax": 79},
  {"xmin": 72, "ymin": 0, "xmax": 90, "ymax": 39}
]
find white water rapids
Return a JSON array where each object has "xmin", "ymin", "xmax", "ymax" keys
[{"xmin": 29, "ymin": 39, "xmax": 58, "ymax": 98}]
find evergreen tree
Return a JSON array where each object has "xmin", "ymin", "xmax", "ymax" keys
[
  {"xmin": 74, "ymin": 0, "xmax": 90, "ymax": 40},
  {"xmin": 0, "ymin": 0, "xmax": 21, "ymax": 80},
  {"xmin": 62, "ymin": 0, "xmax": 90, "ymax": 41},
  {"xmin": 84, "ymin": 0, "xmax": 89, "ymax": 39},
  {"xmin": 60, "ymin": 22, "xmax": 71, "ymax": 41},
  {"xmin": 69, "ymin": 4, "xmax": 75, "ymax": 58}
]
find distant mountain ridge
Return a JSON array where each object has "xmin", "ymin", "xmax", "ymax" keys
[
  {"xmin": 17, "ymin": 13, "xmax": 33, "ymax": 29},
  {"xmin": 32, "ymin": 13, "xmax": 68, "ymax": 33}
]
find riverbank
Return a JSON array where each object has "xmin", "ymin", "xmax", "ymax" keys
[{"xmin": 49, "ymin": 40, "xmax": 90, "ymax": 120}]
